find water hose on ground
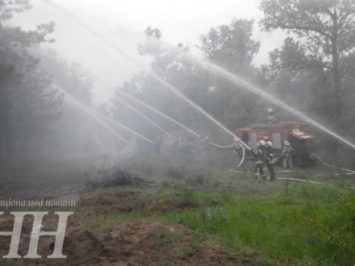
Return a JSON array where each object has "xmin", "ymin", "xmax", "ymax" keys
[
  {"xmin": 312, "ymin": 153, "xmax": 355, "ymax": 174},
  {"xmin": 276, "ymin": 178, "xmax": 330, "ymax": 185}
]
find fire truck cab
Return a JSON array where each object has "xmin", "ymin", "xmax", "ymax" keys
[{"xmin": 237, "ymin": 121, "xmax": 316, "ymax": 167}]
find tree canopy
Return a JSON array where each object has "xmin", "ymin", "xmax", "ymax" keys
[
  {"xmin": 260, "ymin": 0, "xmax": 355, "ymax": 155},
  {"xmin": 111, "ymin": 19, "xmax": 267, "ymax": 144},
  {"xmin": 0, "ymin": 1, "xmax": 62, "ymax": 162}
]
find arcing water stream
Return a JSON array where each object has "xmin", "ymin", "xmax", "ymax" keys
[
  {"xmin": 115, "ymin": 95, "xmax": 169, "ymax": 135},
  {"xmin": 55, "ymin": 84, "xmax": 154, "ymax": 145},
  {"xmin": 116, "ymin": 89, "xmax": 201, "ymax": 138},
  {"xmin": 96, "ymin": 78, "xmax": 201, "ymax": 138},
  {"xmin": 64, "ymin": 94, "xmax": 128, "ymax": 144},
  {"xmin": 44, "ymin": 0, "xmax": 355, "ymax": 152},
  {"xmin": 42, "ymin": 0, "xmax": 251, "ymax": 151},
  {"xmin": 29, "ymin": 47, "xmax": 154, "ymax": 145},
  {"xmin": 146, "ymin": 38, "xmax": 355, "ymax": 151},
  {"xmin": 182, "ymin": 52, "xmax": 355, "ymax": 150}
]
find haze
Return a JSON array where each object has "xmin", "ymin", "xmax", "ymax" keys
[{"xmin": 10, "ymin": 0, "xmax": 283, "ymax": 103}]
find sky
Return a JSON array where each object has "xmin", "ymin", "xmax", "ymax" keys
[{"xmin": 10, "ymin": 0, "xmax": 285, "ymax": 103}]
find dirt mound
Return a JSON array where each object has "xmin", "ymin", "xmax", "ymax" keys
[
  {"xmin": 80, "ymin": 190, "xmax": 199, "ymax": 215},
  {"xmin": 0, "ymin": 216, "xmax": 257, "ymax": 265}
]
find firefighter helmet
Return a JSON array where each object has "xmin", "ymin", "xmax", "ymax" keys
[
  {"xmin": 266, "ymin": 141, "xmax": 273, "ymax": 147},
  {"xmin": 258, "ymin": 140, "xmax": 266, "ymax": 146},
  {"xmin": 284, "ymin": 140, "xmax": 290, "ymax": 146}
]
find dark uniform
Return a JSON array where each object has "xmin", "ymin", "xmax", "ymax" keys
[
  {"xmin": 254, "ymin": 144, "xmax": 266, "ymax": 180},
  {"xmin": 264, "ymin": 143, "xmax": 276, "ymax": 181}
]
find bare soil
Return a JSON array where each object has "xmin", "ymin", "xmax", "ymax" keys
[{"xmin": 80, "ymin": 190, "xmax": 199, "ymax": 215}]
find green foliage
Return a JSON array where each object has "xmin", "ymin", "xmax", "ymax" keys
[
  {"xmin": 0, "ymin": 0, "xmax": 31, "ymax": 21},
  {"xmin": 200, "ymin": 18, "xmax": 260, "ymax": 74},
  {"xmin": 39, "ymin": 52, "xmax": 93, "ymax": 104},
  {"xmin": 260, "ymin": 0, "xmax": 355, "ymax": 155},
  {"xmin": 0, "ymin": 0, "xmax": 63, "ymax": 164},
  {"xmin": 111, "ymin": 18, "xmax": 267, "ymax": 145}
]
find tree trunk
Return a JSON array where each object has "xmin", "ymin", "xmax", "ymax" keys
[{"xmin": 326, "ymin": 9, "xmax": 343, "ymax": 158}]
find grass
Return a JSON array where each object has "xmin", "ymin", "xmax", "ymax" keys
[
  {"xmin": 79, "ymin": 181, "xmax": 355, "ymax": 266},
  {"xmin": 2, "ymin": 151, "xmax": 354, "ymax": 264}
]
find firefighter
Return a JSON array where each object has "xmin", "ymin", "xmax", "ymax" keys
[
  {"xmin": 282, "ymin": 140, "xmax": 293, "ymax": 169},
  {"xmin": 254, "ymin": 140, "xmax": 266, "ymax": 180},
  {"xmin": 265, "ymin": 141, "xmax": 276, "ymax": 181},
  {"xmin": 232, "ymin": 137, "xmax": 242, "ymax": 155},
  {"xmin": 232, "ymin": 137, "xmax": 243, "ymax": 168}
]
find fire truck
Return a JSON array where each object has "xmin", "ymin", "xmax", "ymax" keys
[{"xmin": 236, "ymin": 121, "xmax": 317, "ymax": 167}]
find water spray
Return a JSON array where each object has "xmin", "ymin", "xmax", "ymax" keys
[
  {"xmin": 54, "ymin": 85, "xmax": 154, "ymax": 145},
  {"xmin": 96, "ymin": 77, "xmax": 200, "ymax": 138},
  {"xmin": 177, "ymin": 51, "xmax": 355, "ymax": 151},
  {"xmin": 30, "ymin": 47, "xmax": 154, "ymax": 145},
  {"xmin": 115, "ymin": 95, "xmax": 169, "ymax": 135},
  {"xmin": 139, "ymin": 37, "xmax": 355, "ymax": 152},
  {"xmin": 98, "ymin": 79, "xmax": 247, "ymax": 168},
  {"xmin": 46, "ymin": 0, "xmax": 355, "ymax": 171},
  {"xmin": 62, "ymin": 92, "xmax": 129, "ymax": 144},
  {"xmin": 116, "ymin": 90, "xmax": 201, "ymax": 138},
  {"xmin": 42, "ymin": 0, "xmax": 251, "ymax": 152}
]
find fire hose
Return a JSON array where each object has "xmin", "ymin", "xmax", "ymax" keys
[
  {"xmin": 208, "ymin": 141, "xmax": 246, "ymax": 170},
  {"xmin": 209, "ymin": 142, "xmax": 233, "ymax": 149},
  {"xmin": 312, "ymin": 153, "xmax": 355, "ymax": 174}
]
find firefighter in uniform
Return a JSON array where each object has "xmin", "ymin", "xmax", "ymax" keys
[
  {"xmin": 282, "ymin": 140, "xmax": 293, "ymax": 169},
  {"xmin": 254, "ymin": 140, "xmax": 266, "ymax": 180},
  {"xmin": 232, "ymin": 137, "xmax": 242, "ymax": 159},
  {"xmin": 265, "ymin": 141, "xmax": 276, "ymax": 181}
]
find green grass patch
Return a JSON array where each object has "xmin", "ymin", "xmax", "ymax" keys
[
  {"xmin": 160, "ymin": 188, "xmax": 355, "ymax": 265},
  {"xmin": 79, "ymin": 182, "xmax": 355, "ymax": 265}
]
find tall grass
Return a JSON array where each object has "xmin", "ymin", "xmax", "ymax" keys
[{"xmin": 162, "ymin": 186, "xmax": 355, "ymax": 265}]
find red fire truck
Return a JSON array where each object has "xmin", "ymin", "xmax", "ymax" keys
[{"xmin": 236, "ymin": 121, "xmax": 317, "ymax": 167}]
